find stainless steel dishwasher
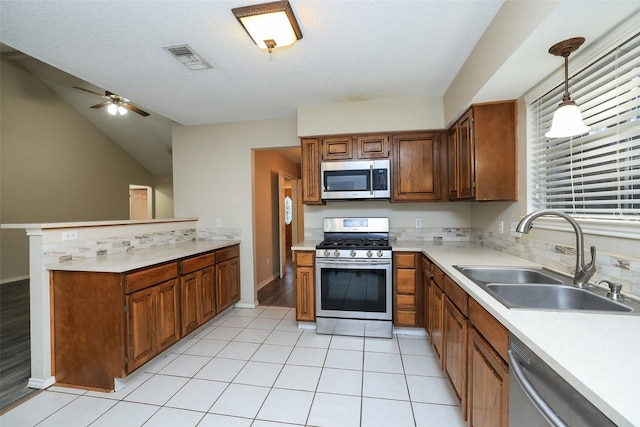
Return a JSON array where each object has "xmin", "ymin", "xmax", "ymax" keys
[{"xmin": 508, "ymin": 335, "xmax": 616, "ymax": 427}]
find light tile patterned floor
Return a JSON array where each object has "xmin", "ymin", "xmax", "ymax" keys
[{"xmin": 0, "ymin": 306, "xmax": 466, "ymax": 427}]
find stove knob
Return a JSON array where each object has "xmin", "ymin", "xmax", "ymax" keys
[
  {"xmin": 350, "ymin": 250, "xmax": 356, "ymax": 257},
  {"xmin": 367, "ymin": 250, "xmax": 373, "ymax": 258},
  {"xmin": 377, "ymin": 250, "xmax": 384, "ymax": 257},
  {"xmin": 323, "ymin": 250, "xmax": 330, "ymax": 257},
  {"xmin": 333, "ymin": 250, "xmax": 340, "ymax": 257}
]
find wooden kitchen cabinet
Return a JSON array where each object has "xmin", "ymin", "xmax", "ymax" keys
[
  {"xmin": 429, "ymin": 265, "xmax": 445, "ymax": 362},
  {"xmin": 467, "ymin": 298, "xmax": 509, "ymax": 426},
  {"xmin": 295, "ymin": 251, "xmax": 315, "ymax": 321},
  {"xmin": 356, "ymin": 134, "xmax": 390, "ymax": 158},
  {"xmin": 443, "ymin": 276, "xmax": 469, "ymax": 417},
  {"xmin": 180, "ymin": 252, "xmax": 216, "ymax": 336},
  {"xmin": 447, "ymin": 100, "xmax": 518, "ymax": 201},
  {"xmin": 393, "ymin": 252, "xmax": 423, "ymax": 327},
  {"xmin": 301, "ymin": 138, "xmax": 323, "ymax": 204},
  {"xmin": 127, "ymin": 277, "xmax": 180, "ymax": 372},
  {"xmin": 215, "ymin": 244, "xmax": 241, "ymax": 313},
  {"xmin": 321, "ymin": 136, "xmax": 353, "ymax": 160},
  {"xmin": 391, "ymin": 132, "xmax": 442, "ymax": 202},
  {"xmin": 421, "ymin": 256, "xmax": 432, "ymax": 335}
]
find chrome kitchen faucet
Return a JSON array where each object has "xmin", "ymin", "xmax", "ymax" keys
[{"xmin": 516, "ymin": 210, "xmax": 596, "ymax": 288}]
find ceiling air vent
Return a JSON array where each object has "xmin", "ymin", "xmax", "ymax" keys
[{"xmin": 163, "ymin": 44, "xmax": 213, "ymax": 71}]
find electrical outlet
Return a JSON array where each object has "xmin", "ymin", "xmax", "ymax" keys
[
  {"xmin": 216, "ymin": 218, "xmax": 222, "ymax": 227},
  {"xmin": 231, "ymin": 196, "xmax": 237, "ymax": 204},
  {"xmin": 415, "ymin": 218, "xmax": 422, "ymax": 229},
  {"xmin": 266, "ymin": 257, "xmax": 270, "ymax": 266},
  {"xmin": 498, "ymin": 220, "xmax": 504, "ymax": 234},
  {"xmin": 62, "ymin": 230, "xmax": 78, "ymax": 241}
]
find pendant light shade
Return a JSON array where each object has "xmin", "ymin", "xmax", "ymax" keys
[
  {"xmin": 544, "ymin": 37, "xmax": 590, "ymax": 139},
  {"xmin": 232, "ymin": 1, "xmax": 303, "ymax": 53}
]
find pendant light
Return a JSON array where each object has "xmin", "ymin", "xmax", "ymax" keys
[{"xmin": 545, "ymin": 37, "xmax": 590, "ymax": 138}]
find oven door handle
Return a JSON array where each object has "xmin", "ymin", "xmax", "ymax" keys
[
  {"xmin": 508, "ymin": 350, "xmax": 568, "ymax": 427},
  {"xmin": 316, "ymin": 259, "xmax": 391, "ymax": 267}
]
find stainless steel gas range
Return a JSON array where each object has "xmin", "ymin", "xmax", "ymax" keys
[{"xmin": 315, "ymin": 217, "xmax": 392, "ymax": 338}]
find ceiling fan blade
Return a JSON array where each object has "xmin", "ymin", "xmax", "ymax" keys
[
  {"xmin": 90, "ymin": 101, "xmax": 111, "ymax": 109},
  {"xmin": 122, "ymin": 103, "xmax": 150, "ymax": 117},
  {"xmin": 72, "ymin": 86, "xmax": 104, "ymax": 97}
]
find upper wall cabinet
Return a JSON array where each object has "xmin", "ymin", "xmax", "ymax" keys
[
  {"xmin": 321, "ymin": 134, "xmax": 390, "ymax": 161},
  {"xmin": 391, "ymin": 132, "xmax": 443, "ymax": 202},
  {"xmin": 301, "ymin": 138, "xmax": 323, "ymax": 205},
  {"xmin": 447, "ymin": 100, "xmax": 518, "ymax": 201}
]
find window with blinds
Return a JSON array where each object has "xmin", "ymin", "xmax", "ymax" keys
[{"xmin": 529, "ymin": 32, "xmax": 640, "ymax": 220}]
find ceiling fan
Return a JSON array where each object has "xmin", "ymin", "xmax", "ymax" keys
[{"xmin": 72, "ymin": 86, "xmax": 150, "ymax": 117}]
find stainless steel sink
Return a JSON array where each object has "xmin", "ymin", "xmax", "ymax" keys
[
  {"xmin": 453, "ymin": 265, "xmax": 639, "ymax": 314},
  {"xmin": 486, "ymin": 283, "xmax": 632, "ymax": 312},
  {"xmin": 455, "ymin": 266, "xmax": 565, "ymax": 285}
]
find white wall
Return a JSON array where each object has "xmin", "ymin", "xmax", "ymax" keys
[{"xmin": 172, "ymin": 118, "xmax": 299, "ymax": 306}]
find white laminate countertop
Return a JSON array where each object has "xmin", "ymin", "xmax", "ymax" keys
[
  {"xmin": 45, "ymin": 240, "xmax": 241, "ymax": 273},
  {"xmin": 291, "ymin": 240, "xmax": 640, "ymax": 426}
]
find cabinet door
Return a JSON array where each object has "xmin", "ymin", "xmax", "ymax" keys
[
  {"xmin": 181, "ymin": 271, "xmax": 200, "ymax": 335},
  {"xmin": 356, "ymin": 134, "xmax": 389, "ymax": 158},
  {"xmin": 301, "ymin": 138, "xmax": 322, "ymax": 204},
  {"xmin": 467, "ymin": 327, "xmax": 509, "ymax": 427},
  {"xmin": 200, "ymin": 266, "xmax": 216, "ymax": 323},
  {"xmin": 127, "ymin": 287, "xmax": 156, "ymax": 372},
  {"xmin": 321, "ymin": 136, "xmax": 353, "ymax": 160},
  {"xmin": 457, "ymin": 110, "xmax": 475, "ymax": 199},
  {"xmin": 157, "ymin": 279, "xmax": 180, "ymax": 351},
  {"xmin": 447, "ymin": 126, "xmax": 459, "ymax": 199},
  {"xmin": 216, "ymin": 257, "xmax": 240, "ymax": 313},
  {"xmin": 429, "ymin": 283, "xmax": 444, "ymax": 362},
  {"xmin": 444, "ymin": 297, "xmax": 468, "ymax": 415},
  {"xmin": 421, "ymin": 257, "xmax": 432, "ymax": 334},
  {"xmin": 391, "ymin": 133, "xmax": 442, "ymax": 202},
  {"xmin": 295, "ymin": 266, "xmax": 315, "ymax": 321}
]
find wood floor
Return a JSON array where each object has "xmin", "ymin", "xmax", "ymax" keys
[
  {"xmin": 0, "ymin": 280, "xmax": 37, "ymax": 413},
  {"xmin": 257, "ymin": 258, "xmax": 295, "ymax": 307}
]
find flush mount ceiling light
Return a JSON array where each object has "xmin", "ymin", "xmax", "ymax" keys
[
  {"xmin": 232, "ymin": 1, "xmax": 303, "ymax": 53},
  {"xmin": 545, "ymin": 37, "xmax": 591, "ymax": 138}
]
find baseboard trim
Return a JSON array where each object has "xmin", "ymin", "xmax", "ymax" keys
[
  {"xmin": 1, "ymin": 275, "xmax": 29, "ymax": 285},
  {"xmin": 257, "ymin": 273, "xmax": 279, "ymax": 290},
  {"xmin": 28, "ymin": 376, "xmax": 56, "ymax": 390}
]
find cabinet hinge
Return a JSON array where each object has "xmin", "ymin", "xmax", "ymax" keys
[
  {"xmin": 123, "ymin": 305, "xmax": 127, "ymax": 313},
  {"xmin": 472, "ymin": 182, "xmax": 476, "ymax": 188},
  {"xmin": 124, "ymin": 356, "xmax": 128, "ymax": 367}
]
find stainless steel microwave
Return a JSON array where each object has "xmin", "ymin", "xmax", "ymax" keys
[{"xmin": 321, "ymin": 159, "xmax": 390, "ymax": 200}]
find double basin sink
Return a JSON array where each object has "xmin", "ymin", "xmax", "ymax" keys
[{"xmin": 454, "ymin": 266, "xmax": 637, "ymax": 314}]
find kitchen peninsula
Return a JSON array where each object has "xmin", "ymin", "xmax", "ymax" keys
[{"xmin": 2, "ymin": 218, "xmax": 240, "ymax": 392}]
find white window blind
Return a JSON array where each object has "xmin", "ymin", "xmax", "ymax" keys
[{"xmin": 529, "ymin": 32, "xmax": 640, "ymax": 220}]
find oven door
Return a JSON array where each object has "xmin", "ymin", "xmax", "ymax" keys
[{"xmin": 315, "ymin": 258, "xmax": 392, "ymax": 321}]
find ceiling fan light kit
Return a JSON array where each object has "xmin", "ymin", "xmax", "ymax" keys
[
  {"xmin": 72, "ymin": 86, "xmax": 150, "ymax": 117},
  {"xmin": 232, "ymin": 1, "xmax": 303, "ymax": 53},
  {"xmin": 545, "ymin": 37, "xmax": 590, "ymax": 139}
]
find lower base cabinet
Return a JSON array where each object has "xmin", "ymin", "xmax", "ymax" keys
[
  {"xmin": 215, "ymin": 245, "xmax": 241, "ymax": 313},
  {"xmin": 128, "ymin": 278, "xmax": 180, "ymax": 372},
  {"xmin": 294, "ymin": 251, "xmax": 315, "ymax": 321},
  {"xmin": 467, "ymin": 327, "xmax": 509, "ymax": 427}
]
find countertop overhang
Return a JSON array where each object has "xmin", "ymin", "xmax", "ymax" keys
[{"xmin": 292, "ymin": 240, "xmax": 640, "ymax": 427}]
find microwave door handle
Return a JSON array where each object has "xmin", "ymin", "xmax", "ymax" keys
[{"xmin": 370, "ymin": 164, "xmax": 374, "ymax": 195}]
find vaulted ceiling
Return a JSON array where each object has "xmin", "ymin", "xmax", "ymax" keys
[{"xmin": 1, "ymin": 1, "xmax": 638, "ymax": 176}]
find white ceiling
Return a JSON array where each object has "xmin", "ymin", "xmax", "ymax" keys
[{"xmin": 1, "ymin": 1, "xmax": 638, "ymax": 176}]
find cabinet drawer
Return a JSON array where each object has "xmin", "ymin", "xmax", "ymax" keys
[
  {"xmin": 432, "ymin": 267, "xmax": 445, "ymax": 291},
  {"xmin": 396, "ymin": 270, "xmax": 416, "ymax": 294},
  {"xmin": 394, "ymin": 253, "xmax": 416, "ymax": 268},
  {"xmin": 295, "ymin": 251, "xmax": 315, "ymax": 267},
  {"xmin": 444, "ymin": 276, "xmax": 468, "ymax": 316},
  {"xmin": 397, "ymin": 294, "xmax": 415, "ymax": 311},
  {"xmin": 216, "ymin": 245, "xmax": 240, "ymax": 263},
  {"xmin": 126, "ymin": 262, "xmax": 178, "ymax": 294},
  {"xmin": 396, "ymin": 311, "xmax": 416, "ymax": 325},
  {"xmin": 469, "ymin": 298, "xmax": 509, "ymax": 362},
  {"xmin": 181, "ymin": 252, "xmax": 215, "ymax": 274}
]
